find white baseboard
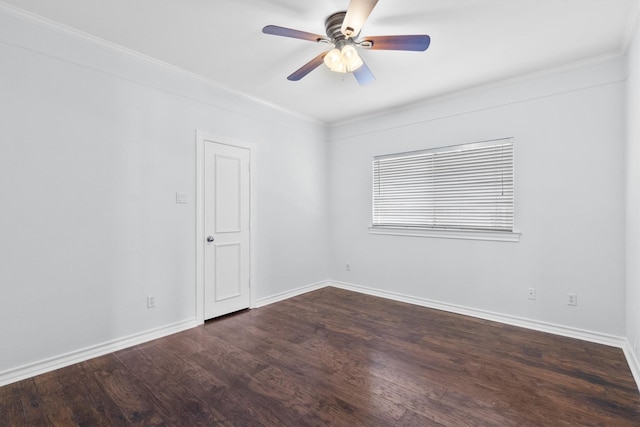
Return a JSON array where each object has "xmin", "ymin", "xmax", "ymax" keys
[
  {"xmin": 0, "ymin": 318, "xmax": 199, "ymax": 387},
  {"xmin": 1, "ymin": 279, "xmax": 329, "ymax": 387},
  {"xmin": 3, "ymin": 281, "xmax": 638, "ymax": 394},
  {"xmin": 255, "ymin": 280, "xmax": 329, "ymax": 308},
  {"xmin": 333, "ymin": 279, "xmax": 638, "ymax": 393},
  {"xmin": 328, "ymin": 281, "xmax": 626, "ymax": 348},
  {"xmin": 260, "ymin": 280, "xmax": 638, "ymax": 392},
  {"xmin": 622, "ymin": 339, "xmax": 640, "ymax": 392}
]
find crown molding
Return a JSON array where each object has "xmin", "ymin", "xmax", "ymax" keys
[
  {"xmin": 621, "ymin": 0, "xmax": 640, "ymax": 55},
  {"xmin": 329, "ymin": 52, "xmax": 625, "ymax": 133},
  {"xmin": 0, "ymin": 1, "xmax": 323, "ymax": 127}
]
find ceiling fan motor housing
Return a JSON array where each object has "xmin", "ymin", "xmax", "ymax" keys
[{"xmin": 325, "ymin": 11, "xmax": 355, "ymax": 48}]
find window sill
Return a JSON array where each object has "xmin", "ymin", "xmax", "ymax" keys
[{"xmin": 368, "ymin": 226, "xmax": 521, "ymax": 242}]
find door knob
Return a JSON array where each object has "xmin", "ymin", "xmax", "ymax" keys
[{"xmin": 206, "ymin": 236, "xmax": 214, "ymax": 242}]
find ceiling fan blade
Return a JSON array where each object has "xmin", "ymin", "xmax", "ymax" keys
[
  {"xmin": 287, "ymin": 52, "xmax": 328, "ymax": 81},
  {"xmin": 341, "ymin": 0, "xmax": 379, "ymax": 37},
  {"xmin": 353, "ymin": 60, "xmax": 375, "ymax": 86},
  {"xmin": 362, "ymin": 35, "xmax": 431, "ymax": 51},
  {"xmin": 262, "ymin": 25, "xmax": 326, "ymax": 42}
]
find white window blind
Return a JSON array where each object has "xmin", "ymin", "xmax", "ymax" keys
[{"xmin": 372, "ymin": 139, "xmax": 514, "ymax": 232}]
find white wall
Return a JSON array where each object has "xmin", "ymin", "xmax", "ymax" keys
[
  {"xmin": 328, "ymin": 58, "xmax": 627, "ymax": 337},
  {"xmin": 625, "ymin": 11, "xmax": 640, "ymax": 372},
  {"xmin": 0, "ymin": 9, "xmax": 329, "ymax": 377}
]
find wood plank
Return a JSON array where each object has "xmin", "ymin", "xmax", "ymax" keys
[
  {"xmin": 0, "ymin": 381, "xmax": 27, "ymax": 426},
  {"xmin": 15, "ymin": 378, "xmax": 50, "ymax": 426},
  {"xmin": 85, "ymin": 353, "xmax": 169, "ymax": 425}
]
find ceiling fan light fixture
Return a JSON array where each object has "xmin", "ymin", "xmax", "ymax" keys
[
  {"xmin": 341, "ymin": 44, "xmax": 363, "ymax": 71},
  {"xmin": 323, "ymin": 48, "xmax": 347, "ymax": 73},
  {"xmin": 263, "ymin": 0, "xmax": 430, "ymax": 85},
  {"xmin": 332, "ymin": 62, "xmax": 348, "ymax": 73}
]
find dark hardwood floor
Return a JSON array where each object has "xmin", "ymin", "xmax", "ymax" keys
[{"xmin": 2, "ymin": 287, "xmax": 639, "ymax": 426}]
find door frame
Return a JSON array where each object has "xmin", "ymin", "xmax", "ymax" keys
[{"xmin": 195, "ymin": 131, "xmax": 257, "ymax": 324}]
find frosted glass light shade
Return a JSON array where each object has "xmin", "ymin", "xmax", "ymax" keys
[
  {"xmin": 324, "ymin": 48, "xmax": 347, "ymax": 73},
  {"xmin": 341, "ymin": 45, "xmax": 363, "ymax": 72}
]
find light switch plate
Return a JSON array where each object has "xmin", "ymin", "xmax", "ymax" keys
[{"xmin": 176, "ymin": 192, "xmax": 187, "ymax": 204}]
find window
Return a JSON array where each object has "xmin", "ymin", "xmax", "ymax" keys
[{"xmin": 371, "ymin": 138, "xmax": 518, "ymax": 241}]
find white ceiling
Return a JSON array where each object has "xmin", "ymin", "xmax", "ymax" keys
[{"xmin": 2, "ymin": 0, "xmax": 638, "ymax": 124}]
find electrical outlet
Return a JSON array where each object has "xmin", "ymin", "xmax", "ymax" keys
[
  {"xmin": 147, "ymin": 296, "xmax": 156, "ymax": 308},
  {"xmin": 527, "ymin": 288, "xmax": 536, "ymax": 300},
  {"xmin": 568, "ymin": 293, "xmax": 578, "ymax": 306},
  {"xmin": 346, "ymin": 264, "xmax": 351, "ymax": 271}
]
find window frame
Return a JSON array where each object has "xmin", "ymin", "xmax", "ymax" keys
[{"xmin": 369, "ymin": 138, "xmax": 521, "ymax": 242}]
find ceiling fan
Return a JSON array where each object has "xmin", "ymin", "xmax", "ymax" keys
[{"xmin": 262, "ymin": 0, "xmax": 431, "ymax": 85}]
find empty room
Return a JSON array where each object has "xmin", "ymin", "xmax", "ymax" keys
[{"xmin": 1, "ymin": 0, "xmax": 640, "ymax": 425}]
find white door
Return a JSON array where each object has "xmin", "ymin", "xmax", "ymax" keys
[{"xmin": 204, "ymin": 141, "xmax": 251, "ymax": 320}]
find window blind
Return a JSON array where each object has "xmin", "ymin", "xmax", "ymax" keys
[{"xmin": 372, "ymin": 139, "xmax": 514, "ymax": 232}]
